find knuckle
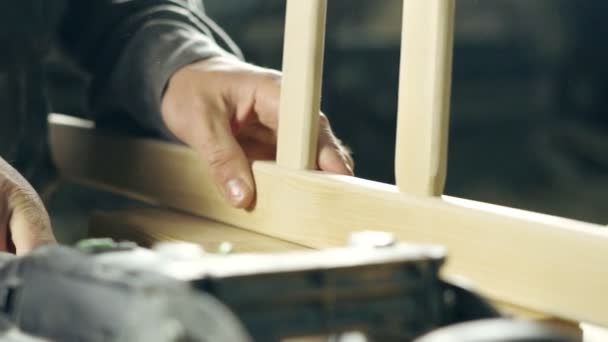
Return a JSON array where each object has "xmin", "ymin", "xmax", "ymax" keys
[
  {"xmin": 204, "ymin": 146, "xmax": 237, "ymax": 171},
  {"xmin": 262, "ymin": 70, "xmax": 282, "ymax": 85},
  {"xmin": 269, "ymin": 75, "xmax": 283, "ymax": 87},
  {"xmin": 318, "ymin": 113, "xmax": 330, "ymax": 126},
  {"xmin": 255, "ymin": 70, "xmax": 283, "ymax": 93},
  {"xmin": 8, "ymin": 187, "xmax": 28, "ymax": 207},
  {"xmin": 9, "ymin": 187, "xmax": 49, "ymax": 231}
]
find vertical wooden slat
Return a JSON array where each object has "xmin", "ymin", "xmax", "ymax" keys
[
  {"xmin": 395, "ymin": 0, "xmax": 455, "ymax": 196},
  {"xmin": 276, "ymin": 0, "xmax": 327, "ymax": 170}
]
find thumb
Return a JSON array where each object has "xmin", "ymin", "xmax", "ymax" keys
[
  {"xmin": 192, "ymin": 117, "xmax": 255, "ymax": 209},
  {"xmin": 9, "ymin": 189, "xmax": 56, "ymax": 255}
]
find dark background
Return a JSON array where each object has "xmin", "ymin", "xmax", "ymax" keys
[
  {"xmin": 48, "ymin": 0, "xmax": 608, "ymax": 244},
  {"xmin": 204, "ymin": 0, "xmax": 608, "ymax": 222}
]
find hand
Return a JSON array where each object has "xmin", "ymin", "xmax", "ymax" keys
[
  {"xmin": 0, "ymin": 157, "xmax": 55, "ymax": 255},
  {"xmin": 162, "ymin": 56, "xmax": 354, "ymax": 208}
]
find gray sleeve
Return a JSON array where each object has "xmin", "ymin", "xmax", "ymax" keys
[
  {"xmin": 97, "ymin": 21, "xmax": 232, "ymax": 137},
  {"xmin": 60, "ymin": 1, "xmax": 238, "ymax": 137}
]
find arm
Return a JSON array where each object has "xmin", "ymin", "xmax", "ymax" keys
[
  {"xmin": 61, "ymin": 1, "xmax": 353, "ymax": 208},
  {"xmin": 60, "ymin": 0, "xmax": 231, "ymax": 135}
]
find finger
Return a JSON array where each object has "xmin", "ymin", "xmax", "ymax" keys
[
  {"xmin": 317, "ymin": 115, "xmax": 354, "ymax": 176},
  {"xmin": 190, "ymin": 114, "xmax": 255, "ymax": 209},
  {"xmin": 250, "ymin": 73, "xmax": 354, "ymax": 174},
  {"xmin": 236, "ymin": 121, "xmax": 277, "ymax": 146},
  {"xmin": 249, "ymin": 71, "xmax": 282, "ymax": 130},
  {"xmin": 238, "ymin": 138, "xmax": 276, "ymax": 161},
  {"xmin": 8, "ymin": 189, "xmax": 55, "ymax": 255}
]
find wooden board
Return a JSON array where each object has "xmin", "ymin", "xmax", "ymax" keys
[
  {"xmin": 49, "ymin": 115, "xmax": 608, "ymax": 327},
  {"xmin": 90, "ymin": 208, "xmax": 306, "ymax": 253},
  {"xmin": 395, "ymin": 0, "xmax": 455, "ymax": 196},
  {"xmin": 276, "ymin": 0, "xmax": 326, "ymax": 170}
]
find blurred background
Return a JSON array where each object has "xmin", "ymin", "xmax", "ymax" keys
[
  {"xmin": 48, "ymin": 0, "xmax": 608, "ymax": 243},
  {"xmin": 204, "ymin": 0, "xmax": 608, "ymax": 222}
]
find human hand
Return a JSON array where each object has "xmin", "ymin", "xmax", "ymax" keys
[
  {"xmin": 161, "ymin": 56, "xmax": 353, "ymax": 208},
  {"xmin": 0, "ymin": 157, "xmax": 55, "ymax": 255}
]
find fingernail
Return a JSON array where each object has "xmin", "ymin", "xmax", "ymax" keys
[
  {"xmin": 225, "ymin": 178, "xmax": 247, "ymax": 205},
  {"xmin": 346, "ymin": 164, "xmax": 354, "ymax": 175}
]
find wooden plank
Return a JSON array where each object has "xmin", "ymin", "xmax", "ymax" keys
[
  {"xmin": 89, "ymin": 208, "xmax": 306, "ymax": 253},
  {"xmin": 583, "ymin": 324, "xmax": 608, "ymax": 342},
  {"xmin": 276, "ymin": 0, "xmax": 327, "ymax": 169},
  {"xmin": 395, "ymin": 0, "xmax": 455, "ymax": 196},
  {"xmin": 49, "ymin": 115, "xmax": 608, "ymax": 326}
]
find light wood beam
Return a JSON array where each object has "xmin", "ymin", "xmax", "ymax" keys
[
  {"xmin": 49, "ymin": 115, "xmax": 608, "ymax": 327},
  {"xmin": 395, "ymin": 0, "xmax": 455, "ymax": 196},
  {"xmin": 90, "ymin": 208, "xmax": 306, "ymax": 252},
  {"xmin": 276, "ymin": 0, "xmax": 327, "ymax": 169}
]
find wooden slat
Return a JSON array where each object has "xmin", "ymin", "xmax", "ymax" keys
[
  {"xmin": 49, "ymin": 115, "xmax": 608, "ymax": 326},
  {"xmin": 276, "ymin": 0, "xmax": 327, "ymax": 169},
  {"xmin": 90, "ymin": 208, "xmax": 306, "ymax": 253},
  {"xmin": 395, "ymin": 0, "xmax": 455, "ymax": 196}
]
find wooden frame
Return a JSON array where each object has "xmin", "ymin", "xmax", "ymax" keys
[
  {"xmin": 276, "ymin": 0, "xmax": 327, "ymax": 170},
  {"xmin": 396, "ymin": 0, "xmax": 454, "ymax": 196},
  {"xmin": 49, "ymin": 0, "xmax": 608, "ymax": 327}
]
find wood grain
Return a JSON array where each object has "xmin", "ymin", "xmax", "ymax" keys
[
  {"xmin": 395, "ymin": 0, "xmax": 455, "ymax": 196},
  {"xmin": 49, "ymin": 115, "xmax": 608, "ymax": 327},
  {"xmin": 90, "ymin": 208, "xmax": 306, "ymax": 253},
  {"xmin": 276, "ymin": 0, "xmax": 327, "ymax": 170}
]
